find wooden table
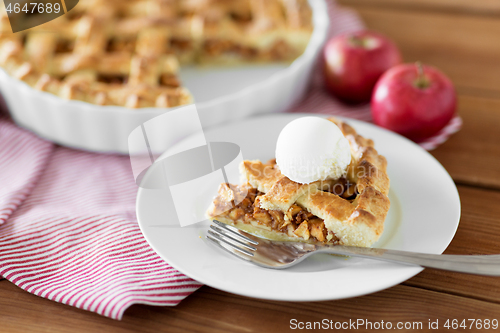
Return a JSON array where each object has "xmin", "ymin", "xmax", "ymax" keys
[{"xmin": 3, "ymin": 1, "xmax": 500, "ymax": 331}]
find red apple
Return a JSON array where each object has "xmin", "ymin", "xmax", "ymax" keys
[
  {"xmin": 323, "ymin": 30, "xmax": 402, "ymax": 104},
  {"xmin": 371, "ymin": 63, "xmax": 457, "ymax": 142}
]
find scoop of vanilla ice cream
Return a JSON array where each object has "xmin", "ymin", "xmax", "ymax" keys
[{"xmin": 276, "ymin": 117, "xmax": 351, "ymax": 184}]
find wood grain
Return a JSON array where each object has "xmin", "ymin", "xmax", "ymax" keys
[
  {"xmin": 405, "ymin": 185, "xmax": 500, "ymax": 302},
  {"xmin": 431, "ymin": 95, "xmax": 500, "ymax": 189},
  {"xmin": 338, "ymin": 0, "xmax": 500, "ymax": 15},
  {"xmin": 2, "ymin": 280, "xmax": 500, "ymax": 333}
]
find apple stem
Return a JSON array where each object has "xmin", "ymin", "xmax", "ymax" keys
[
  {"xmin": 414, "ymin": 61, "xmax": 429, "ymax": 89},
  {"xmin": 349, "ymin": 35, "xmax": 363, "ymax": 47},
  {"xmin": 416, "ymin": 62, "xmax": 424, "ymax": 77}
]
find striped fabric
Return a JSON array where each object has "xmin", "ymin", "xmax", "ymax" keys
[
  {"xmin": 0, "ymin": 2, "xmax": 461, "ymax": 320},
  {"xmin": 0, "ymin": 121, "xmax": 202, "ymax": 319}
]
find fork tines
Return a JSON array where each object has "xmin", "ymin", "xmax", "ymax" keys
[{"xmin": 207, "ymin": 220, "xmax": 258, "ymax": 259}]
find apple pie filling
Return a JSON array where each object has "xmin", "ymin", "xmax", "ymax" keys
[{"xmin": 211, "ymin": 177, "xmax": 359, "ymax": 244}]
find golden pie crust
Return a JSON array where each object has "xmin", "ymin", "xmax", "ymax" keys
[
  {"xmin": 206, "ymin": 118, "xmax": 390, "ymax": 247},
  {"xmin": 0, "ymin": 0, "xmax": 312, "ymax": 108}
]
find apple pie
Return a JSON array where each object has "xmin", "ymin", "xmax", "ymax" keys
[
  {"xmin": 0, "ymin": 0, "xmax": 313, "ymax": 108},
  {"xmin": 206, "ymin": 118, "xmax": 390, "ymax": 247}
]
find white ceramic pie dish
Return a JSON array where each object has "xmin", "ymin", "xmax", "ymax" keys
[{"xmin": 0, "ymin": 0, "xmax": 329, "ymax": 154}]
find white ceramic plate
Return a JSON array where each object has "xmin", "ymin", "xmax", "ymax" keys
[{"xmin": 136, "ymin": 114, "xmax": 461, "ymax": 301}]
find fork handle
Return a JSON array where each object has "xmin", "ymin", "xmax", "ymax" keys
[{"xmin": 318, "ymin": 246, "xmax": 500, "ymax": 276}]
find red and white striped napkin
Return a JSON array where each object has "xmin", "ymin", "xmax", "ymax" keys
[
  {"xmin": 0, "ymin": 115, "xmax": 203, "ymax": 319},
  {"xmin": 0, "ymin": 2, "xmax": 461, "ymax": 320}
]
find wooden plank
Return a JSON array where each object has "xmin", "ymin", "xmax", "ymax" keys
[
  {"xmin": 336, "ymin": 5, "xmax": 500, "ymax": 95},
  {"xmin": 338, "ymin": 0, "xmax": 500, "ymax": 16},
  {"xmin": 405, "ymin": 185, "xmax": 500, "ymax": 302},
  {"xmin": 1, "ymin": 279, "xmax": 500, "ymax": 332},
  {"xmin": 431, "ymin": 94, "xmax": 500, "ymax": 189},
  {"xmin": 160, "ymin": 286, "xmax": 500, "ymax": 331}
]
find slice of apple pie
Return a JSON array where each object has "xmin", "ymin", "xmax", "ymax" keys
[{"xmin": 206, "ymin": 118, "xmax": 390, "ymax": 247}]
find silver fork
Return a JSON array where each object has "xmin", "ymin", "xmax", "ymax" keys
[{"xmin": 206, "ymin": 220, "xmax": 500, "ymax": 275}]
